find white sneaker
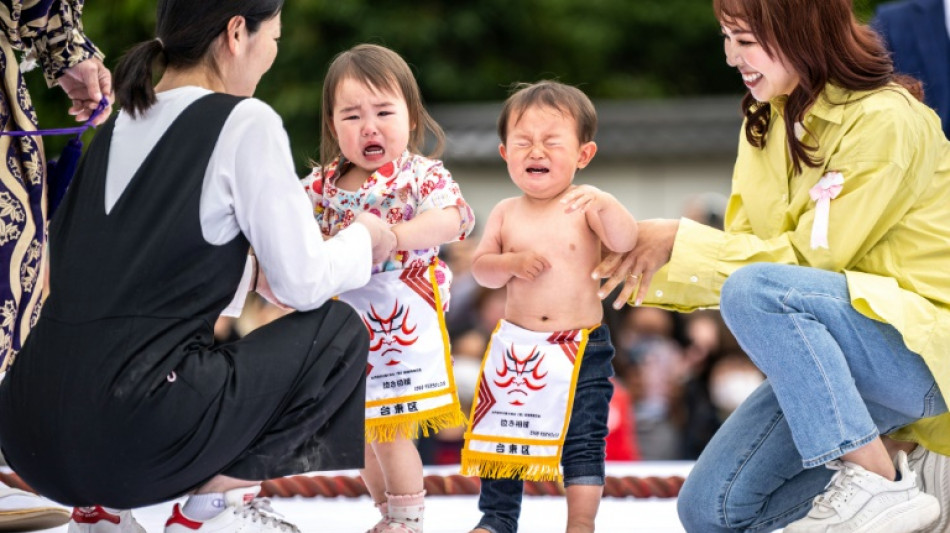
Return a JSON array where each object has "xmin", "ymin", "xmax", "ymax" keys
[
  {"xmin": 164, "ymin": 486, "xmax": 300, "ymax": 533},
  {"xmin": 66, "ymin": 506, "xmax": 145, "ymax": 533},
  {"xmin": 907, "ymin": 445, "xmax": 950, "ymax": 532},
  {"xmin": 785, "ymin": 451, "xmax": 939, "ymax": 533},
  {"xmin": 0, "ymin": 486, "xmax": 71, "ymax": 532}
]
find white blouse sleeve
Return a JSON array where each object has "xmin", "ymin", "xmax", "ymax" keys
[{"xmin": 201, "ymin": 98, "xmax": 372, "ymax": 311}]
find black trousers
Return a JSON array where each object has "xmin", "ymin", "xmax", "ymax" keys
[{"xmin": 0, "ymin": 300, "xmax": 368, "ymax": 508}]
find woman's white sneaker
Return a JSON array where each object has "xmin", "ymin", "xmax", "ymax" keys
[
  {"xmin": 66, "ymin": 506, "xmax": 145, "ymax": 533},
  {"xmin": 907, "ymin": 446, "xmax": 950, "ymax": 532},
  {"xmin": 164, "ymin": 486, "xmax": 300, "ymax": 533},
  {"xmin": 785, "ymin": 451, "xmax": 939, "ymax": 533}
]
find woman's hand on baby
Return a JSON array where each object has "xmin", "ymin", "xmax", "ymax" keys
[
  {"xmin": 561, "ymin": 184, "xmax": 604, "ymax": 214},
  {"xmin": 593, "ymin": 218, "xmax": 679, "ymax": 308},
  {"xmin": 354, "ymin": 212, "xmax": 397, "ymax": 264},
  {"xmin": 509, "ymin": 251, "xmax": 551, "ymax": 281}
]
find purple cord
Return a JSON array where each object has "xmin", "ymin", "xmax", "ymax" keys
[{"xmin": 0, "ymin": 97, "xmax": 109, "ymax": 139}]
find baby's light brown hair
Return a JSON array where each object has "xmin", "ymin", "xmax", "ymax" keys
[
  {"xmin": 320, "ymin": 43, "xmax": 445, "ymax": 168},
  {"xmin": 497, "ymin": 80, "xmax": 597, "ymax": 145}
]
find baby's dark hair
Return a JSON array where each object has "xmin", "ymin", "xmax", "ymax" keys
[{"xmin": 497, "ymin": 80, "xmax": 597, "ymax": 144}]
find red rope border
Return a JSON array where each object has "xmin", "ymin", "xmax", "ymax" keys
[{"xmin": 0, "ymin": 471, "xmax": 683, "ymax": 500}]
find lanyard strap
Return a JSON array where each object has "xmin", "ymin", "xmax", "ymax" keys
[{"xmin": 0, "ymin": 98, "xmax": 109, "ymax": 140}]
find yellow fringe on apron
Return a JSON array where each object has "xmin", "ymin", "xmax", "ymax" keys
[{"xmin": 366, "ymin": 401, "xmax": 468, "ymax": 443}]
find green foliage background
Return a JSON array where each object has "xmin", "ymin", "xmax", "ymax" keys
[{"xmin": 27, "ymin": 0, "xmax": 890, "ymax": 172}]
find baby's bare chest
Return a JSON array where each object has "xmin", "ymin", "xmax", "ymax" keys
[{"xmin": 501, "ymin": 208, "xmax": 599, "ymax": 264}]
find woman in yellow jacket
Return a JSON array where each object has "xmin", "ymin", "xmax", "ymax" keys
[{"xmin": 597, "ymin": 0, "xmax": 950, "ymax": 531}]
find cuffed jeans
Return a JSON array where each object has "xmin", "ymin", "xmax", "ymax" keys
[
  {"xmin": 678, "ymin": 264, "xmax": 947, "ymax": 532},
  {"xmin": 475, "ymin": 325, "xmax": 615, "ymax": 533}
]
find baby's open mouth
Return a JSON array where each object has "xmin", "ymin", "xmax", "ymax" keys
[{"xmin": 364, "ymin": 144, "xmax": 384, "ymax": 156}]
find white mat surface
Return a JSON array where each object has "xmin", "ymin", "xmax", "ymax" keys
[{"xmin": 31, "ymin": 462, "xmax": 694, "ymax": 533}]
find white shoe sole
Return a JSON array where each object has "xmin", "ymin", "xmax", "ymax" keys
[
  {"xmin": 850, "ymin": 495, "xmax": 940, "ymax": 533},
  {"xmin": 0, "ymin": 507, "xmax": 72, "ymax": 532}
]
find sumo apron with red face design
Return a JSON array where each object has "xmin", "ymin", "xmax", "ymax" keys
[
  {"xmin": 462, "ymin": 320, "xmax": 591, "ymax": 482},
  {"xmin": 338, "ymin": 262, "xmax": 466, "ymax": 442}
]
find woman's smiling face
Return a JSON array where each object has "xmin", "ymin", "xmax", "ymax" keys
[{"xmin": 721, "ymin": 19, "xmax": 800, "ymax": 102}]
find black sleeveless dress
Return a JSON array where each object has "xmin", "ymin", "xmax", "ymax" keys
[{"xmin": 0, "ymin": 94, "xmax": 368, "ymax": 508}]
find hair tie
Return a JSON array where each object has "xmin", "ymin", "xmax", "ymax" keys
[{"xmin": 155, "ymin": 37, "xmax": 164, "ymax": 49}]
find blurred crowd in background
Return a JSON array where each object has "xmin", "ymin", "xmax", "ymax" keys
[{"xmin": 215, "ymin": 191, "xmax": 764, "ymax": 466}]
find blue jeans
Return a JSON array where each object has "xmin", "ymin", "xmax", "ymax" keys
[
  {"xmin": 678, "ymin": 264, "xmax": 947, "ymax": 532},
  {"xmin": 475, "ymin": 325, "xmax": 614, "ymax": 533}
]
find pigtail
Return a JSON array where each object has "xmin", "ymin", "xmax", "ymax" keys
[
  {"xmin": 114, "ymin": 39, "xmax": 167, "ymax": 118},
  {"xmin": 419, "ymin": 113, "xmax": 445, "ymax": 160}
]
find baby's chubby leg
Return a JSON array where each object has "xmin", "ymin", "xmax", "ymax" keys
[
  {"xmin": 361, "ymin": 442, "xmax": 387, "ymax": 505},
  {"xmin": 360, "ymin": 443, "xmax": 389, "ymax": 532},
  {"xmin": 373, "ymin": 437, "xmax": 426, "ymax": 533},
  {"xmin": 373, "ymin": 436, "xmax": 425, "ymax": 494},
  {"xmin": 566, "ymin": 484, "xmax": 603, "ymax": 533}
]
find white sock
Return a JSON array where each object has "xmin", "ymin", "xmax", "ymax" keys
[
  {"xmin": 101, "ymin": 507, "xmax": 124, "ymax": 514},
  {"xmin": 182, "ymin": 493, "xmax": 226, "ymax": 521}
]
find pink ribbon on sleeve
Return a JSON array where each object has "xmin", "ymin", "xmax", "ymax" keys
[{"xmin": 808, "ymin": 171, "xmax": 844, "ymax": 249}]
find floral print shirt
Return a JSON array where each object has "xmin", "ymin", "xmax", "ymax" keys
[{"xmin": 302, "ymin": 150, "xmax": 475, "ymax": 275}]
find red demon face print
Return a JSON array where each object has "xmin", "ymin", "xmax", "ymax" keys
[
  {"xmin": 493, "ymin": 344, "xmax": 548, "ymax": 406},
  {"xmin": 364, "ymin": 301, "xmax": 418, "ymax": 372}
]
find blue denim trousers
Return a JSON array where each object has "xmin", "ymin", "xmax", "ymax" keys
[
  {"xmin": 475, "ymin": 325, "xmax": 615, "ymax": 533},
  {"xmin": 678, "ymin": 264, "xmax": 948, "ymax": 532}
]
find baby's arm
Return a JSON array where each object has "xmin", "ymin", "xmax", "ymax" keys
[
  {"xmin": 391, "ymin": 207, "xmax": 463, "ymax": 250},
  {"xmin": 471, "ymin": 200, "xmax": 551, "ymax": 289},
  {"xmin": 395, "ymin": 162, "xmax": 475, "ymax": 250},
  {"xmin": 562, "ymin": 185, "xmax": 638, "ymax": 253}
]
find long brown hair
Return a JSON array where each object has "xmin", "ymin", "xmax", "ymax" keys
[
  {"xmin": 319, "ymin": 44, "xmax": 445, "ymax": 168},
  {"xmin": 713, "ymin": 0, "xmax": 923, "ymax": 175}
]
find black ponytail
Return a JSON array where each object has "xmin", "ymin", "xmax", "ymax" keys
[{"xmin": 114, "ymin": 39, "xmax": 166, "ymax": 118}]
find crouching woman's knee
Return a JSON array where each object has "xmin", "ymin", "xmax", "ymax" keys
[
  {"xmin": 719, "ymin": 263, "xmax": 785, "ymax": 327},
  {"xmin": 677, "ymin": 474, "xmax": 728, "ymax": 533},
  {"xmin": 326, "ymin": 299, "xmax": 369, "ymax": 362}
]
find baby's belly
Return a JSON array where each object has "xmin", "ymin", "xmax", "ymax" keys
[{"xmin": 505, "ymin": 281, "xmax": 603, "ymax": 332}]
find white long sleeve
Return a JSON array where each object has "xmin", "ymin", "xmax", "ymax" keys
[{"xmin": 106, "ymin": 87, "xmax": 372, "ymax": 312}]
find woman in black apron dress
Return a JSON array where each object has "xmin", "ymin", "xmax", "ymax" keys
[{"xmin": 0, "ymin": 1, "xmax": 395, "ymax": 531}]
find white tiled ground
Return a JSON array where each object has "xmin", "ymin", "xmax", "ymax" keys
[{"xmin": 31, "ymin": 463, "xmax": 694, "ymax": 533}]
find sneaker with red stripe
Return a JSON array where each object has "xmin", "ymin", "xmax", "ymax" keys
[
  {"xmin": 66, "ymin": 506, "xmax": 145, "ymax": 533},
  {"xmin": 164, "ymin": 486, "xmax": 299, "ymax": 533}
]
